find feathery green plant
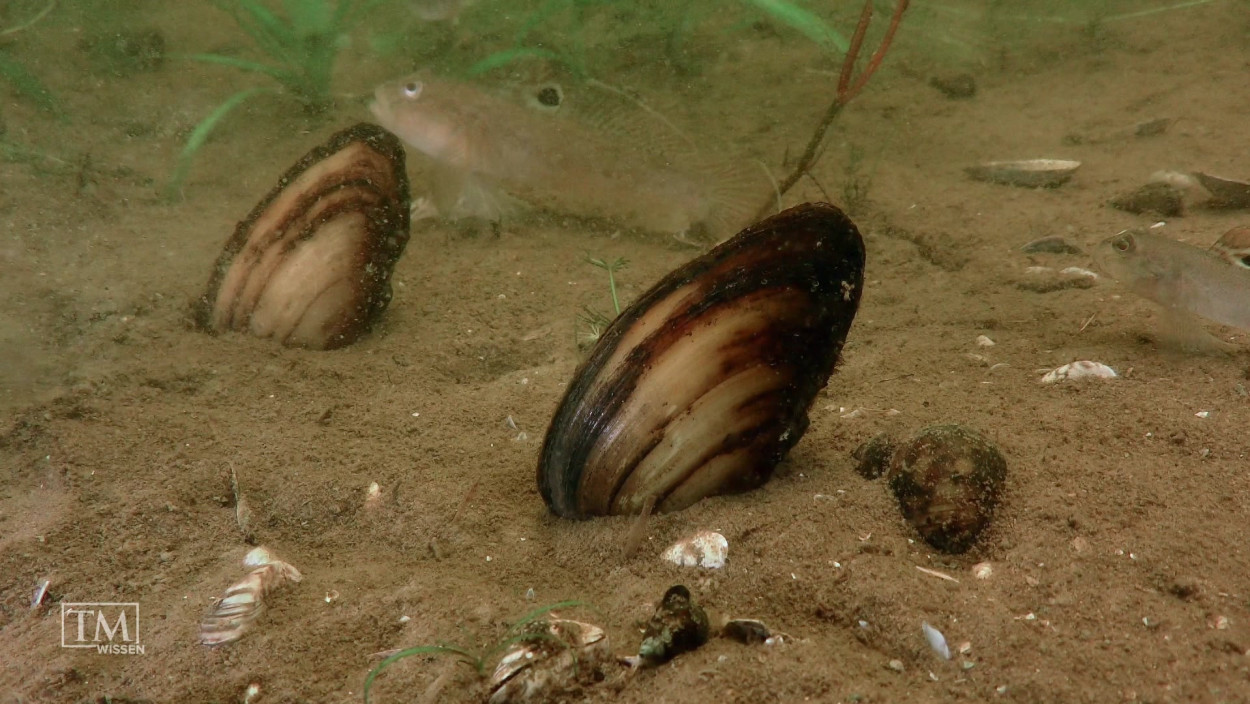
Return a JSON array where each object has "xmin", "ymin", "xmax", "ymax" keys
[
  {"xmin": 577, "ymin": 255, "xmax": 627, "ymax": 350},
  {"xmin": 167, "ymin": 0, "xmax": 383, "ymax": 198},
  {"xmin": 362, "ymin": 600, "xmax": 593, "ymax": 704}
]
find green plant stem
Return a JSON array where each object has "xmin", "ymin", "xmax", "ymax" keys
[
  {"xmin": 606, "ymin": 268, "xmax": 620, "ymax": 315},
  {"xmin": 166, "ymin": 87, "xmax": 272, "ymax": 200}
]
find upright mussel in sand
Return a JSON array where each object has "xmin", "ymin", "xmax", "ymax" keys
[
  {"xmin": 858, "ymin": 425, "xmax": 1007, "ymax": 554},
  {"xmin": 537, "ymin": 203, "xmax": 866, "ymax": 518},
  {"xmin": 196, "ymin": 123, "xmax": 411, "ymax": 350}
]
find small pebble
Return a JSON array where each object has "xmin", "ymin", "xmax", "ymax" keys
[{"xmin": 887, "ymin": 659, "xmax": 905, "ymax": 672}]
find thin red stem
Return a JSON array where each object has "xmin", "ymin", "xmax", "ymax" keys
[
  {"xmin": 751, "ymin": 0, "xmax": 909, "ymax": 222},
  {"xmin": 842, "ymin": 0, "xmax": 910, "ymax": 104},
  {"xmin": 838, "ymin": 1, "xmax": 874, "ymax": 97}
]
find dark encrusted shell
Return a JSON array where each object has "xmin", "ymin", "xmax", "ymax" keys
[
  {"xmin": 885, "ymin": 424, "xmax": 1007, "ymax": 554},
  {"xmin": 538, "ymin": 202, "xmax": 865, "ymax": 518},
  {"xmin": 639, "ymin": 585, "xmax": 709, "ymax": 664},
  {"xmin": 196, "ymin": 122, "xmax": 411, "ymax": 350}
]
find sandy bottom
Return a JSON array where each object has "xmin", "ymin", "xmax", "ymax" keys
[{"xmin": 3, "ymin": 2, "xmax": 1250, "ymax": 702}]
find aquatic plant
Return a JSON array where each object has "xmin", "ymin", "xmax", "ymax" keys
[
  {"xmin": 466, "ymin": 0, "xmax": 850, "ymax": 77},
  {"xmin": 168, "ymin": 0, "xmax": 383, "ymax": 198},
  {"xmin": 0, "ymin": 0, "xmax": 59, "ymax": 114},
  {"xmin": 362, "ymin": 600, "xmax": 593, "ymax": 704},
  {"xmin": 753, "ymin": 0, "xmax": 909, "ymax": 219},
  {"xmin": 576, "ymin": 255, "xmax": 627, "ymax": 349}
]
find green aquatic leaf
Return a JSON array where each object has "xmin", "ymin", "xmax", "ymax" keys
[
  {"xmin": 741, "ymin": 0, "xmax": 850, "ymax": 52},
  {"xmin": 166, "ymin": 87, "xmax": 273, "ymax": 200}
]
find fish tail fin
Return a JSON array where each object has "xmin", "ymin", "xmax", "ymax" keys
[{"xmin": 690, "ymin": 158, "xmax": 778, "ymax": 243}]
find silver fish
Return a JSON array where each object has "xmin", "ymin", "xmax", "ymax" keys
[
  {"xmin": 369, "ymin": 74, "xmax": 754, "ymax": 240},
  {"xmin": 1096, "ymin": 228, "xmax": 1250, "ymax": 351}
]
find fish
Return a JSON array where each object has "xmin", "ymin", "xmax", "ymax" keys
[
  {"xmin": 369, "ymin": 74, "xmax": 756, "ymax": 240},
  {"xmin": 1095, "ymin": 227, "xmax": 1250, "ymax": 352}
]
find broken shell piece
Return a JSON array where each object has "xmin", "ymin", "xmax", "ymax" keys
[
  {"xmin": 639, "ymin": 585, "xmax": 710, "ymax": 665},
  {"xmin": 1195, "ymin": 172, "xmax": 1250, "ymax": 209},
  {"xmin": 722, "ymin": 619, "xmax": 771, "ymax": 645},
  {"xmin": 196, "ymin": 123, "xmax": 411, "ymax": 350},
  {"xmin": 1109, "ymin": 182, "xmax": 1184, "ymax": 217},
  {"xmin": 922, "ymin": 621, "xmax": 951, "ymax": 660},
  {"xmin": 1040, "ymin": 361, "xmax": 1117, "ymax": 383},
  {"xmin": 661, "ymin": 531, "xmax": 728, "ymax": 569},
  {"xmin": 488, "ymin": 618, "xmax": 611, "ymax": 704},
  {"xmin": 1021, "ymin": 236, "xmax": 1081, "ymax": 255},
  {"xmin": 965, "ymin": 159, "xmax": 1080, "ymax": 188},
  {"xmin": 364, "ymin": 481, "xmax": 382, "ymax": 509},
  {"xmin": 971, "ymin": 562, "xmax": 993, "ymax": 579},
  {"xmin": 200, "ymin": 547, "xmax": 302, "ymax": 647},
  {"xmin": 31, "ymin": 579, "xmax": 51, "ymax": 610}
]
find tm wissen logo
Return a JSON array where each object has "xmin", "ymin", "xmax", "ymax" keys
[{"xmin": 61, "ymin": 603, "xmax": 145, "ymax": 655}]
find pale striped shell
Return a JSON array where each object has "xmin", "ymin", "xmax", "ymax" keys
[
  {"xmin": 537, "ymin": 202, "xmax": 865, "ymax": 517},
  {"xmin": 197, "ymin": 123, "xmax": 411, "ymax": 350}
]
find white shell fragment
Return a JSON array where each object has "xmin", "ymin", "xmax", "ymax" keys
[
  {"xmin": 31, "ymin": 579, "xmax": 51, "ymax": 610},
  {"xmin": 971, "ymin": 562, "xmax": 994, "ymax": 580},
  {"xmin": 1040, "ymin": 361, "xmax": 1117, "ymax": 384},
  {"xmin": 1059, "ymin": 266, "xmax": 1099, "ymax": 279},
  {"xmin": 922, "ymin": 621, "xmax": 952, "ymax": 660},
  {"xmin": 965, "ymin": 159, "xmax": 1081, "ymax": 188},
  {"xmin": 489, "ymin": 618, "xmax": 611, "ymax": 704},
  {"xmin": 200, "ymin": 547, "xmax": 302, "ymax": 647},
  {"xmin": 662, "ymin": 531, "xmax": 728, "ymax": 569}
]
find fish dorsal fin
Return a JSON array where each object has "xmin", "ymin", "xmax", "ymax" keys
[
  {"xmin": 1210, "ymin": 225, "xmax": 1250, "ymax": 270},
  {"xmin": 548, "ymin": 79, "xmax": 772, "ymax": 240}
]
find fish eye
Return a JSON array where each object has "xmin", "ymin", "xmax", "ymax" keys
[
  {"xmin": 402, "ymin": 81, "xmax": 422, "ymax": 98},
  {"xmin": 1111, "ymin": 234, "xmax": 1134, "ymax": 253}
]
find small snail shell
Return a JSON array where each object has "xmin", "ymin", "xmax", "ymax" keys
[
  {"xmin": 885, "ymin": 424, "xmax": 1007, "ymax": 554},
  {"xmin": 196, "ymin": 123, "xmax": 411, "ymax": 350},
  {"xmin": 537, "ymin": 202, "xmax": 865, "ymax": 518}
]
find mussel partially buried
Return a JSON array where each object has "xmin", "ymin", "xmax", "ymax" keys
[
  {"xmin": 538, "ymin": 202, "xmax": 865, "ymax": 518},
  {"xmin": 196, "ymin": 122, "xmax": 411, "ymax": 350}
]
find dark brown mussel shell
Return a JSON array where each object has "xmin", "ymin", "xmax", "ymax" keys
[
  {"xmin": 538, "ymin": 202, "xmax": 865, "ymax": 518},
  {"xmin": 196, "ymin": 123, "xmax": 411, "ymax": 350},
  {"xmin": 885, "ymin": 424, "xmax": 1007, "ymax": 554}
]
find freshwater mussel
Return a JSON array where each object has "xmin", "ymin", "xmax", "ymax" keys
[
  {"xmin": 538, "ymin": 202, "xmax": 865, "ymax": 518},
  {"xmin": 196, "ymin": 122, "xmax": 411, "ymax": 350},
  {"xmin": 858, "ymin": 424, "xmax": 1007, "ymax": 554}
]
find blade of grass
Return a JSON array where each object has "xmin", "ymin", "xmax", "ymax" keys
[
  {"xmin": 465, "ymin": 47, "xmax": 582, "ymax": 77},
  {"xmin": 741, "ymin": 0, "xmax": 850, "ymax": 52},
  {"xmin": 363, "ymin": 644, "xmax": 480, "ymax": 704},
  {"xmin": 181, "ymin": 52, "xmax": 295, "ymax": 83},
  {"xmin": 166, "ymin": 87, "xmax": 271, "ymax": 200}
]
